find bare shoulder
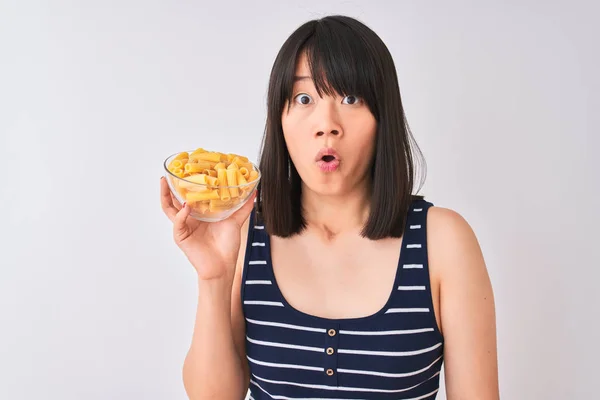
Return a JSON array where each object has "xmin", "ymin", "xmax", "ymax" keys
[{"xmin": 426, "ymin": 206, "xmax": 486, "ymax": 278}]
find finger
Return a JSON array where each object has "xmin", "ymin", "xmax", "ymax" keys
[
  {"xmin": 160, "ymin": 177, "xmax": 177, "ymax": 221},
  {"xmin": 173, "ymin": 201, "xmax": 192, "ymax": 241},
  {"xmin": 231, "ymin": 191, "xmax": 257, "ymax": 227}
]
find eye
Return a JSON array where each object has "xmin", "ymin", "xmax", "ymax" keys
[
  {"xmin": 342, "ymin": 95, "xmax": 362, "ymax": 105},
  {"xmin": 294, "ymin": 93, "xmax": 313, "ymax": 105}
]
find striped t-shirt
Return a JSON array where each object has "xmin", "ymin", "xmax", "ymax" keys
[{"xmin": 241, "ymin": 199, "xmax": 444, "ymax": 399}]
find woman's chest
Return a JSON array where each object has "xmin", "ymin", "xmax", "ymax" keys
[{"xmin": 269, "ymin": 235, "xmax": 403, "ymax": 319}]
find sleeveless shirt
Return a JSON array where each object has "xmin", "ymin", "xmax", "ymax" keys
[{"xmin": 241, "ymin": 199, "xmax": 444, "ymax": 399}]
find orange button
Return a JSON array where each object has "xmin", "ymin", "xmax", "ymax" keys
[
  {"xmin": 326, "ymin": 347, "xmax": 334, "ymax": 355},
  {"xmin": 328, "ymin": 329, "xmax": 336, "ymax": 337},
  {"xmin": 326, "ymin": 368, "xmax": 334, "ymax": 376}
]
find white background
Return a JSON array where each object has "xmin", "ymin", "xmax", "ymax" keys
[{"xmin": 1, "ymin": 1, "xmax": 598, "ymax": 399}]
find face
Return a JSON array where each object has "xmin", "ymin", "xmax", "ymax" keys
[{"xmin": 281, "ymin": 53, "xmax": 377, "ymax": 196}]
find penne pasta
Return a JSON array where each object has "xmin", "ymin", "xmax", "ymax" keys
[
  {"xmin": 248, "ymin": 170, "xmax": 259, "ymax": 182},
  {"xmin": 186, "ymin": 190, "xmax": 220, "ymax": 202},
  {"xmin": 237, "ymin": 170, "xmax": 248, "ymax": 186},
  {"xmin": 172, "ymin": 168, "xmax": 185, "ymax": 178},
  {"xmin": 166, "ymin": 148, "xmax": 259, "ymax": 219},
  {"xmin": 217, "ymin": 168, "xmax": 231, "ymax": 201},
  {"xmin": 190, "ymin": 152, "xmax": 221, "ymax": 163},
  {"xmin": 169, "ymin": 159, "xmax": 186, "ymax": 171},
  {"xmin": 206, "ymin": 176, "xmax": 219, "ymax": 186},
  {"xmin": 232, "ymin": 156, "xmax": 249, "ymax": 164},
  {"xmin": 226, "ymin": 168, "xmax": 239, "ymax": 198}
]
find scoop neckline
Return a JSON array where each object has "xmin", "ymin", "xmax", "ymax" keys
[{"xmin": 262, "ymin": 213, "xmax": 411, "ymax": 325}]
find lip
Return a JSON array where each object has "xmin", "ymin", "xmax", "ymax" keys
[
  {"xmin": 314, "ymin": 147, "xmax": 341, "ymax": 162},
  {"xmin": 315, "ymin": 147, "xmax": 341, "ymax": 172}
]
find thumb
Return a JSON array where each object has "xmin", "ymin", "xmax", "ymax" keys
[
  {"xmin": 173, "ymin": 202, "xmax": 193, "ymax": 241},
  {"xmin": 231, "ymin": 191, "xmax": 257, "ymax": 227}
]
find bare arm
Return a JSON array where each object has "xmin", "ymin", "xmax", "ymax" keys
[
  {"xmin": 182, "ymin": 216, "xmax": 251, "ymax": 399},
  {"xmin": 428, "ymin": 207, "xmax": 499, "ymax": 399}
]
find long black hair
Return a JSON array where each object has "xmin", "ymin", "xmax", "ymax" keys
[{"xmin": 257, "ymin": 15, "xmax": 426, "ymax": 240}]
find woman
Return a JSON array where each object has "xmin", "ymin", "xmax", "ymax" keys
[{"xmin": 160, "ymin": 15, "xmax": 499, "ymax": 400}]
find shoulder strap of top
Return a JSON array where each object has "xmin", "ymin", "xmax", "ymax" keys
[
  {"xmin": 241, "ymin": 207, "xmax": 269, "ymax": 303},
  {"xmin": 385, "ymin": 198, "xmax": 439, "ymax": 330}
]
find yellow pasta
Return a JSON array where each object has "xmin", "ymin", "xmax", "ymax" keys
[
  {"xmin": 209, "ymin": 198, "xmax": 241, "ymax": 212},
  {"xmin": 186, "ymin": 190, "xmax": 220, "ymax": 202},
  {"xmin": 190, "ymin": 152, "xmax": 221, "ymax": 163},
  {"xmin": 172, "ymin": 168, "xmax": 184, "ymax": 178},
  {"xmin": 248, "ymin": 170, "xmax": 259, "ymax": 182},
  {"xmin": 217, "ymin": 168, "xmax": 231, "ymax": 201},
  {"xmin": 169, "ymin": 159, "xmax": 186, "ymax": 170},
  {"xmin": 232, "ymin": 156, "xmax": 249, "ymax": 164},
  {"xmin": 184, "ymin": 163, "xmax": 205, "ymax": 174},
  {"xmin": 174, "ymin": 152, "xmax": 189, "ymax": 161},
  {"xmin": 166, "ymin": 148, "xmax": 259, "ymax": 216},
  {"xmin": 226, "ymin": 165, "xmax": 239, "ymax": 198},
  {"xmin": 237, "ymin": 170, "xmax": 248, "ymax": 186},
  {"xmin": 206, "ymin": 175, "xmax": 219, "ymax": 186}
]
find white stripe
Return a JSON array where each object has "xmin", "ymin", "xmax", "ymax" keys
[
  {"xmin": 249, "ymin": 380, "xmax": 369, "ymax": 400},
  {"xmin": 251, "ymin": 371, "xmax": 440, "ymax": 393},
  {"xmin": 386, "ymin": 307, "xmax": 430, "ymax": 313},
  {"xmin": 414, "ymin": 208, "xmax": 423, "ymax": 212},
  {"xmin": 246, "ymin": 318, "xmax": 326, "ymax": 333},
  {"xmin": 248, "ymin": 260, "xmax": 267, "ymax": 265},
  {"xmin": 247, "ymin": 355, "xmax": 324, "ymax": 372},
  {"xmin": 338, "ymin": 343, "xmax": 442, "ymax": 357},
  {"xmin": 407, "ymin": 244, "xmax": 422, "ymax": 249},
  {"xmin": 339, "ymin": 327, "xmax": 434, "ymax": 336},
  {"xmin": 249, "ymin": 380, "xmax": 288, "ymax": 400},
  {"xmin": 252, "ymin": 242, "xmax": 265, "ymax": 247},
  {"xmin": 338, "ymin": 356, "xmax": 443, "ymax": 378},
  {"xmin": 398, "ymin": 285, "xmax": 426, "ymax": 291},
  {"xmin": 254, "ymin": 225, "xmax": 264, "ymax": 229},
  {"xmin": 403, "ymin": 264, "xmax": 424, "ymax": 269},
  {"xmin": 246, "ymin": 280, "xmax": 272, "ymax": 285},
  {"xmin": 246, "ymin": 336, "xmax": 324, "ymax": 353},
  {"xmin": 408, "ymin": 389, "xmax": 440, "ymax": 400},
  {"xmin": 400, "ymin": 389, "xmax": 440, "ymax": 400},
  {"xmin": 410, "ymin": 224, "xmax": 422, "ymax": 229},
  {"xmin": 248, "ymin": 396, "xmax": 255, "ymax": 400},
  {"xmin": 244, "ymin": 301, "xmax": 284, "ymax": 307}
]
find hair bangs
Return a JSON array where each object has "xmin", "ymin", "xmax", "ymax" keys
[{"xmin": 280, "ymin": 19, "xmax": 380, "ymax": 117}]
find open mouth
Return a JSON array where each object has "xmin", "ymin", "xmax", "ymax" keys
[{"xmin": 315, "ymin": 148, "xmax": 341, "ymax": 172}]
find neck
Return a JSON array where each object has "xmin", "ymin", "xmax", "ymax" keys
[{"xmin": 301, "ymin": 180, "xmax": 371, "ymax": 239}]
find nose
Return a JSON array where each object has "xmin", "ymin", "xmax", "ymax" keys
[{"xmin": 313, "ymin": 101, "xmax": 343, "ymax": 138}]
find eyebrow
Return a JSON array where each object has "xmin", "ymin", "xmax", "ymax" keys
[{"xmin": 293, "ymin": 75, "xmax": 311, "ymax": 82}]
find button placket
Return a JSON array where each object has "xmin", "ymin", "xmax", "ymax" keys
[{"xmin": 323, "ymin": 323, "xmax": 340, "ymax": 385}]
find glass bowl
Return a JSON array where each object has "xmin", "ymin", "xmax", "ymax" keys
[{"xmin": 163, "ymin": 150, "xmax": 260, "ymax": 222}]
